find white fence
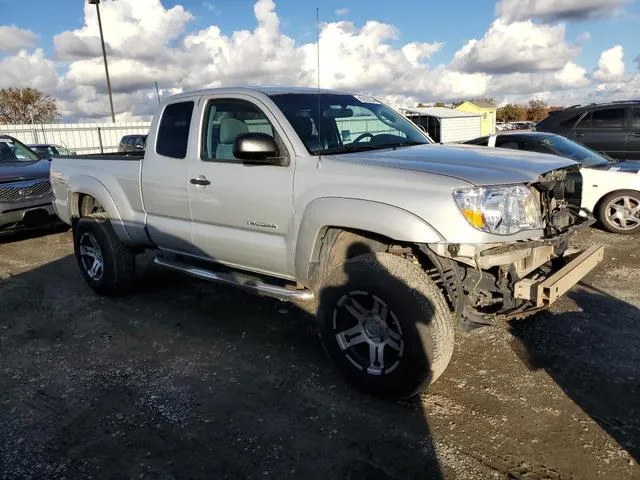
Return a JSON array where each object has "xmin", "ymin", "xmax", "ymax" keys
[{"xmin": 0, "ymin": 122, "xmax": 151, "ymax": 154}]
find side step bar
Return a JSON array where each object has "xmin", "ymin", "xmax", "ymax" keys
[{"xmin": 154, "ymin": 256, "xmax": 315, "ymax": 302}]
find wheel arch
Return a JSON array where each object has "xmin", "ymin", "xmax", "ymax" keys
[
  {"xmin": 67, "ymin": 175, "xmax": 133, "ymax": 244},
  {"xmin": 294, "ymin": 197, "xmax": 444, "ymax": 287}
]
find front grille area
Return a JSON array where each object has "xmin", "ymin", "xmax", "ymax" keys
[
  {"xmin": 0, "ymin": 179, "xmax": 52, "ymax": 203},
  {"xmin": 534, "ymin": 166, "xmax": 583, "ymax": 236}
]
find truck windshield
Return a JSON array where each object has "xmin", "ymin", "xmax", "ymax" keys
[
  {"xmin": 0, "ymin": 137, "xmax": 39, "ymax": 162},
  {"xmin": 540, "ymin": 135, "xmax": 611, "ymax": 167},
  {"xmin": 269, "ymin": 93, "xmax": 431, "ymax": 155}
]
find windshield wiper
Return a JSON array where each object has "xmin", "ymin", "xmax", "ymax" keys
[
  {"xmin": 375, "ymin": 140, "xmax": 425, "ymax": 149},
  {"xmin": 314, "ymin": 140, "xmax": 425, "ymax": 155},
  {"xmin": 314, "ymin": 144, "xmax": 393, "ymax": 155}
]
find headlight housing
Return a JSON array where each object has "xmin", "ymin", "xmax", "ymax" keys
[{"xmin": 453, "ymin": 185, "xmax": 542, "ymax": 235}]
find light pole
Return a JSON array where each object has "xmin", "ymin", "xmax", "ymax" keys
[{"xmin": 89, "ymin": 0, "xmax": 115, "ymax": 123}]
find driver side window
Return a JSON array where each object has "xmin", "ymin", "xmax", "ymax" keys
[{"xmin": 202, "ymin": 99, "xmax": 276, "ymax": 162}]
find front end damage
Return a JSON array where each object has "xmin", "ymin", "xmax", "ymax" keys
[{"xmin": 425, "ymin": 166, "xmax": 605, "ymax": 329}]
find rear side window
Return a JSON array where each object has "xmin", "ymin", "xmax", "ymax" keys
[
  {"xmin": 577, "ymin": 108, "xmax": 625, "ymax": 129},
  {"xmin": 157, "ymin": 101, "xmax": 195, "ymax": 158}
]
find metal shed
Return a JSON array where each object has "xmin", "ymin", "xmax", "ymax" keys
[{"xmin": 401, "ymin": 107, "xmax": 482, "ymax": 143}]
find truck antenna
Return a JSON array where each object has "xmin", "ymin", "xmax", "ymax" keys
[{"xmin": 316, "ymin": 7, "xmax": 322, "ymax": 154}]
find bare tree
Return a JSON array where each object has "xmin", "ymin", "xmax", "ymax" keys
[{"xmin": 0, "ymin": 88, "xmax": 58, "ymax": 124}]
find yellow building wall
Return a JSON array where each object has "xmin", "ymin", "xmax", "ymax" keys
[{"xmin": 455, "ymin": 102, "xmax": 497, "ymax": 136}]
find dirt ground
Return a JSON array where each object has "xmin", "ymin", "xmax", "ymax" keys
[{"xmin": 0, "ymin": 226, "xmax": 639, "ymax": 479}]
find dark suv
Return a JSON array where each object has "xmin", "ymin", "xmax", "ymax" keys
[
  {"xmin": 535, "ymin": 100, "xmax": 640, "ymax": 160},
  {"xmin": 118, "ymin": 134, "xmax": 147, "ymax": 152}
]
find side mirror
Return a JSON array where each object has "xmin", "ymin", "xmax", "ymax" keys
[{"xmin": 233, "ymin": 133, "xmax": 281, "ymax": 164}]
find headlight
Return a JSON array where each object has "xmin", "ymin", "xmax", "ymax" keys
[{"xmin": 453, "ymin": 185, "xmax": 542, "ymax": 234}]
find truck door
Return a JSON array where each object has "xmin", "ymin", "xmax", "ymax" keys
[
  {"xmin": 141, "ymin": 100, "xmax": 198, "ymax": 254},
  {"xmin": 186, "ymin": 95, "xmax": 295, "ymax": 278},
  {"xmin": 571, "ymin": 107, "xmax": 627, "ymax": 159}
]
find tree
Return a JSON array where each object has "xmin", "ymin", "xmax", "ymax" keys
[
  {"xmin": 0, "ymin": 88, "xmax": 58, "ymax": 124},
  {"xmin": 497, "ymin": 103, "xmax": 526, "ymax": 122},
  {"xmin": 434, "ymin": 102, "xmax": 446, "ymax": 107},
  {"xmin": 527, "ymin": 99, "xmax": 549, "ymax": 122}
]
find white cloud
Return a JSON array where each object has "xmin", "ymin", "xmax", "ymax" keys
[
  {"xmin": 0, "ymin": 0, "xmax": 635, "ymax": 121},
  {"xmin": 451, "ymin": 20, "xmax": 578, "ymax": 74},
  {"xmin": 487, "ymin": 62, "xmax": 590, "ymax": 97},
  {"xmin": 0, "ymin": 25, "xmax": 39, "ymax": 53},
  {"xmin": 335, "ymin": 8, "xmax": 349, "ymax": 16},
  {"xmin": 53, "ymin": 0, "xmax": 193, "ymax": 62},
  {"xmin": 496, "ymin": 0, "xmax": 630, "ymax": 23},
  {"xmin": 593, "ymin": 45, "xmax": 626, "ymax": 82},
  {"xmin": 0, "ymin": 49, "xmax": 59, "ymax": 92}
]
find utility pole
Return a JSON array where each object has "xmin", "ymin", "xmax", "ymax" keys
[{"xmin": 89, "ymin": 0, "xmax": 116, "ymax": 122}]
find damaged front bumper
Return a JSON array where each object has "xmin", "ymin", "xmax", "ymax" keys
[
  {"xmin": 510, "ymin": 244, "xmax": 604, "ymax": 315},
  {"xmin": 424, "ymin": 214, "xmax": 604, "ymax": 324}
]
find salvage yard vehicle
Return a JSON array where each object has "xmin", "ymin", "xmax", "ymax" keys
[
  {"xmin": 51, "ymin": 87, "xmax": 604, "ymax": 399},
  {"xmin": 464, "ymin": 131, "xmax": 640, "ymax": 234},
  {"xmin": 535, "ymin": 100, "xmax": 640, "ymax": 160},
  {"xmin": 0, "ymin": 134, "xmax": 60, "ymax": 235}
]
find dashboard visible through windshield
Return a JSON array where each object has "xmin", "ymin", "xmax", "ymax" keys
[{"xmin": 269, "ymin": 93, "xmax": 431, "ymax": 155}]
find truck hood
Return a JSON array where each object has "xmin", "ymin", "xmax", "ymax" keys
[
  {"xmin": 0, "ymin": 160, "xmax": 51, "ymax": 183},
  {"xmin": 332, "ymin": 144, "xmax": 578, "ymax": 186}
]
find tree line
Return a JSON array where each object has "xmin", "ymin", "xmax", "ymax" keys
[{"xmin": 419, "ymin": 97, "xmax": 552, "ymax": 123}]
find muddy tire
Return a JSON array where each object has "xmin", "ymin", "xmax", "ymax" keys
[
  {"xmin": 317, "ymin": 253, "xmax": 455, "ymax": 400},
  {"xmin": 73, "ymin": 215, "xmax": 135, "ymax": 296},
  {"xmin": 598, "ymin": 190, "xmax": 640, "ymax": 234}
]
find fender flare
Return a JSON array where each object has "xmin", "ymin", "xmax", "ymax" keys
[
  {"xmin": 66, "ymin": 175, "xmax": 133, "ymax": 244},
  {"xmin": 294, "ymin": 197, "xmax": 444, "ymax": 283}
]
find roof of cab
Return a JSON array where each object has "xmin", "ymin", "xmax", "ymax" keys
[{"xmin": 164, "ymin": 85, "xmax": 359, "ymax": 102}]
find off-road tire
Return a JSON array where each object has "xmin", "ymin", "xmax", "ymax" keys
[
  {"xmin": 598, "ymin": 190, "xmax": 640, "ymax": 235},
  {"xmin": 73, "ymin": 215, "xmax": 135, "ymax": 296},
  {"xmin": 317, "ymin": 253, "xmax": 455, "ymax": 399}
]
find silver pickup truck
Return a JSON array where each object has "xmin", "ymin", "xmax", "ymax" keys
[{"xmin": 51, "ymin": 87, "xmax": 604, "ymax": 399}]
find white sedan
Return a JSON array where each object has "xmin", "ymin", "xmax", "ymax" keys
[{"xmin": 464, "ymin": 132, "xmax": 640, "ymax": 234}]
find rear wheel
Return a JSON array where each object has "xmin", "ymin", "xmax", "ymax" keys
[
  {"xmin": 317, "ymin": 253, "xmax": 455, "ymax": 399},
  {"xmin": 598, "ymin": 190, "xmax": 640, "ymax": 234},
  {"xmin": 73, "ymin": 215, "xmax": 135, "ymax": 295}
]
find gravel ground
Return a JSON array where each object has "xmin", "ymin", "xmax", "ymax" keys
[{"xmin": 0, "ymin": 226, "xmax": 639, "ymax": 479}]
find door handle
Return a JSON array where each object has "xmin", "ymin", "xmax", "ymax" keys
[
  {"xmin": 190, "ymin": 176, "xmax": 211, "ymax": 186},
  {"xmin": 574, "ymin": 132, "xmax": 584, "ymax": 137}
]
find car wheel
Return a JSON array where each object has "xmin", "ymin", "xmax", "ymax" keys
[
  {"xmin": 598, "ymin": 190, "xmax": 640, "ymax": 234},
  {"xmin": 317, "ymin": 253, "xmax": 455, "ymax": 399},
  {"xmin": 73, "ymin": 215, "xmax": 135, "ymax": 295}
]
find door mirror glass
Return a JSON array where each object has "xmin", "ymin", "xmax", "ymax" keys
[{"xmin": 233, "ymin": 133, "xmax": 280, "ymax": 164}]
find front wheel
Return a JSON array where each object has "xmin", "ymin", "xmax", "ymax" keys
[
  {"xmin": 73, "ymin": 215, "xmax": 135, "ymax": 295},
  {"xmin": 598, "ymin": 190, "xmax": 640, "ymax": 234},
  {"xmin": 316, "ymin": 253, "xmax": 455, "ymax": 400}
]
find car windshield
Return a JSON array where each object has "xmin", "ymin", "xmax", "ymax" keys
[
  {"xmin": 269, "ymin": 93, "xmax": 431, "ymax": 155},
  {"xmin": 540, "ymin": 135, "xmax": 611, "ymax": 167},
  {"xmin": 0, "ymin": 137, "xmax": 39, "ymax": 162}
]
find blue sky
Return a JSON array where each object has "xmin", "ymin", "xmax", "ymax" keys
[{"xmin": 0, "ymin": 0, "xmax": 638, "ymax": 120}]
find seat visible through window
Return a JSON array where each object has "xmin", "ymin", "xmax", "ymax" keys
[{"xmin": 216, "ymin": 117, "xmax": 249, "ymax": 160}]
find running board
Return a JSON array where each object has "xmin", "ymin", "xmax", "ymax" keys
[{"xmin": 153, "ymin": 256, "xmax": 314, "ymax": 302}]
